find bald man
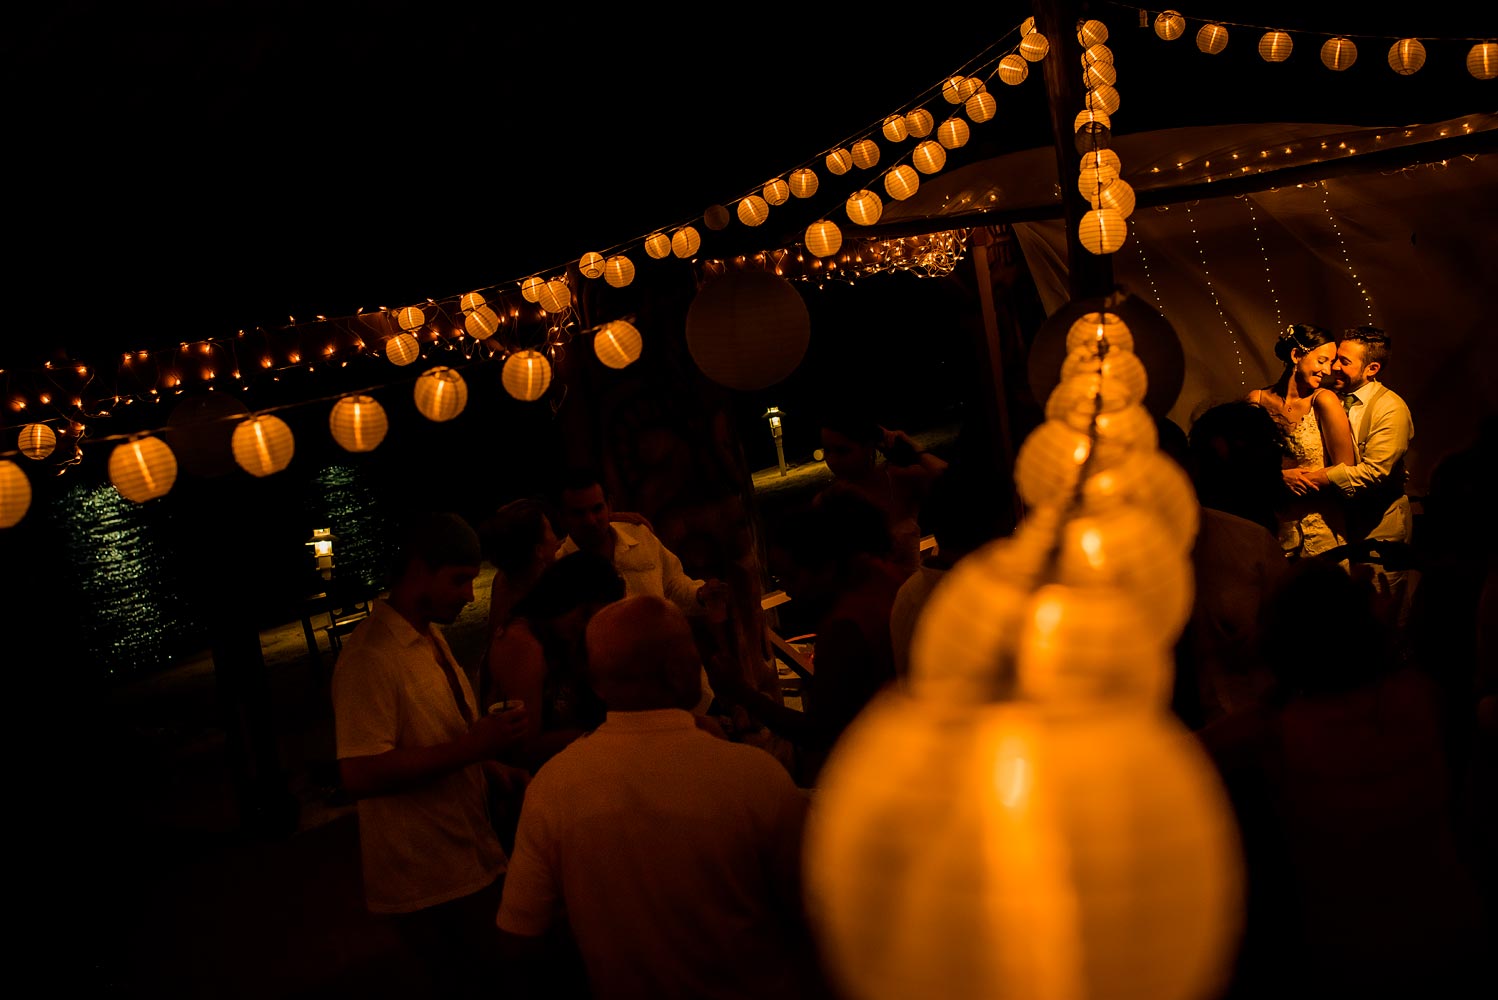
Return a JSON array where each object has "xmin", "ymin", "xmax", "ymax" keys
[{"xmin": 497, "ymin": 596, "xmax": 821, "ymax": 1000}]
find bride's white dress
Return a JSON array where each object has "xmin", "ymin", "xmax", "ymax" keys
[{"xmin": 1278, "ymin": 407, "xmax": 1347, "ymax": 558}]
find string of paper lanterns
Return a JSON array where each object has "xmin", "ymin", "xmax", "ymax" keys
[{"xmin": 1058, "ymin": 17, "xmax": 1133, "ymax": 257}]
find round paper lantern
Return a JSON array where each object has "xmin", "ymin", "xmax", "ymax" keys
[
  {"xmin": 1469, "ymin": 42, "xmax": 1498, "ymax": 79},
  {"xmin": 1321, "ymin": 36, "xmax": 1357, "ymax": 71},
  {"xmin": 1021, "ymin": 15, "xmax": 1034, "ymax": 35},
  {"xmin": 329, "ymin": 394, "xmax": 388, "ymax": 452},
  {"xmin": 912, "ymin": 140, "xmax": 947, "ymax": 174},
  {"xmin": 465, "ymin": 304, "xmax": 501, "ymax": 340},
  {"xmin": 882, "ymin": 115, "xmax": 909, "ymax": 142},
  {"xmin": 386, "ymin": 332, "xmax": 420, "ymax": 366},
  {"xmin": 1065, "ymin": 310, "xmax": 1134, "ymax": 354},
  {"xmin": 1080, "ymin": 148, "xmax": 1122, "ymax": 174},
  {"xmin": 1019, "ymin": 32, "xmax": 1049, "ymax": 62},
  {"xmin": 1075, "ymin": 108, "xmax": 1110, "ymax": 131},
  {"xmin": 941, "ymin": 76, "xmax": 967, "ymax": 103},
  {"xmin": 703, "ymin": 204, "xmax": 731, "ymax": 230},
  {"xmin": 1080, "ymin": 450, "xmax": 1200, "ymax": 554},
  {"xmin": 1078, "ymin": 163, "xmax": 1120, "ymax": 202},
  {"xmin": 851, "ymin": 138, "xmax": 881, "ymax": 170},
  {"xmin": 1017, "ymin": 584, "xmax": 1174, "ymax": 705},
  {"xmin": 685, "ymin": 271, "xmax": 810, "ymax": 391},
  {"xmin": 884, "ymin": 165, "xmax": 920, "ymax": 201},
  {"xmin": 645, "ymin": 232, "xmax": 672, "ymax": 259},
  {"xmin": 845, "ymin": 190, "xmax": 883, "ymax": 227},
  {"xmin": 17, "ymin": 423, "xmax": 56, "ymax": 460},
  {"xmin": 1086, "ymin": 83, "xmax": 1121, "ymax": 115},
  {"xmin": 805, "ymin": 694, "xmax": 1242, "ymax": 1000},
  {"xmin": 397, "ymin": 305, "xmax": 425, "ymax": 332},
  {"xmin": 1083, "ymin": 60, "xmax": 1117, "ymax": 88},
  {"xmin": 789, "ymin": 168, "xmax": 820, "ymax": 199},
  {"xmin": 1155, "ymin": 10, "xmax": 1185, "ymax": 41},
  {"xmin": 904, "ymin": 109, "xmax": 934, "ymax": 137},
  {"xmin": 763, "ymin": 178, "xmax": 790, "ymax": 205},
  {"xmin": 1044, "ymin": 370, "xmax": 1137, "ymax": 428},
  {"xmin": 671, "ymin": 226, "xmax": 701, "ymax": 258},
  {"xmin": 738, "ymin": 194, "xmax": 769, "ymax": 227},
  {"xmin": 1083, "ymin": 43, "xmax": 1113, "ymax": 65},
  {"xmin": 502, "ymin": 350, "xmax": 552, "ymax": 401},
  {"xmin": 1028, "ymin": 293, "xmax": 1184, "ymax": 420},
  {"xmin": 805, "ymin": 220, "xmax": 843, "ymax": 258},
  {"xmin": 1076, "ymin": 121, "xmax": 1112, "ymax": 155},
  {"xmin": 459, "ymin": 291, "xmax": 486, "ymax": 313},
  {"xmin": 1014, "ymin": 417, "xmax": 1147, "ymax": 512},
  {"xmin": 957, "ymin": 77, "xmax": 983, "ymax": 100},
  {"xmin": 520, "ymin": 276, "xmax": 544, "ymax": 303},
  {"xmin": 414, "ymin": 366, "xmax": 468, "ymax": 422},
  {"xmin": 1258, "ymin": 30, "xmax": 1293, "ymax": 62},
  {"xmin": 1059, "ymin": 344, "xmax": 1150, "ymax": 396},
  {"xmin": 1196, "ymin": 23, "xmax": 1229, "ymax": 55},
  {"xmin": 579, "ymin": 251, "xmax": 606, "ymax": 278},
  {"xmin": 998, "ymin": 53, "xmax": 1029, "ymax": 85},
  {"xmin": 825, "ymin": 148, "xmax": 853, "ymax": 175},
  {"xmin": 594, "ymin": 319, "xmax": 642, "ymax": 369},
  {"xmin": 937, "ymin": 118, "xmax": 970, "ymax": 149},
  {"xmin": 110, "ymin": 434, "xmax": 178, "ymax": 502},
  {"xmin": 231, "ymin": 414, "xmax": 294, "ymax": 477},
  {"xmin": 1079, "ymin": 207, "xmax": 1127, "ymax": 254},
  {"xmin": 1387, "ymin": 38, "xmax": 1427, "ymax": 75},
  {"xmin": 1077, "ymin": 18, "xmax": 1108, "ymax": 47},
  {"xmin": 0, "ymin": 460, "xmax": 31, "ymax": 528},
  {"xmin": 604, "ymin": 255, "xmax": 635, "ymax": 288},
  {"xmin": 966, "ymin": 91, "xmax": 997, "ymax": 123},
  {"xmin": 537, "ymin": 278, "xmax": 571, "ymax": 313}
]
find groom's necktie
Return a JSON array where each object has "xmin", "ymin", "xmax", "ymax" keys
[{"xmin": 1342, "ymin": 392, "xmax": 1357, "ymax": 414}]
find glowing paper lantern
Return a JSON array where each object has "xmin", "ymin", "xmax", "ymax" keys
[
  {"xmin": 17, "ymin": 423, "xmax": 56, "ymax": 460},
  {"xmin": 604, "ymin": 255, "xmax": 635, "ymax": 288},
  {"xmin": 912, "ymin": 140, "xmax": 947, "ymax": 174},
  {"xmin": 465, "ymin": 304, "xmax": 501, "ymax": 340},
  {"xmin": 845, "ymin": 190, "xmax": 883, "ymax": 227},
  {"xmin": 1017, "ymin": 584, "xmax": 1174, "ymax": 705},
  {"xmin": 520, "ymin": 276, "xmax": 544, "ymax": 303},
  {"xmin": 109, "ymin": 434, "xmax": 178, "ymax": 502},
  {"xmin": 671, "ymin": 226, "xmax": 701, "ymax": 258},
  {"xmin": 826, "ymin": 148, "xmax": 853, "ymax": 175},
  {"xmin": 645, "ymin": 232, "xmax": 672, "ymax": 259},
  {"xmin": 789, "ymin": 168, "xmax": 820, "ymax": 199},
  {"xmin": 998, "ymin": 54, "xmax": 1029, "ymax": 85},
  {"xmin": 966, "ymin": 91, "xmax": 997, "ymax": 123},
  {"xmin": 386, "ymin": 332, "xmax": 420, "ymax": 366},
  {"xmin": 414, "ymin": 366, "xmax": 468, "ymax": 421},
  {"xmin": 1077, "ymin": 18, "xmax": 1108, "ymax": 46},
  {"xmin": 941, "ymin": 76, "xmax": 967, "ymax": 103},
  {"xmin": 805, "ymin": 694, "xmax": 1242, "ymax": 1000},
  {"xmin": 1388, "ymin": 38, "xmax": 1427, "ymax": 75},
  {"xmin": 459, "ymin": 291, "xmax": 486, "ymax": 313},
  {"xmin": 1021, "ymin": 15, "xmax": 1035, "ymax": 35},
  {"xmin": 231, "ymin": 414, "xmax": 294, "ymax": 477},
  {"xmin": 1196, "ymin": 23, "xmax": 1228, "ymax": 54},
  {"xmin": 882, "ymin": 115, "xmax": 909, "ymax": 142},
  {"xmin": 397, "ymin": 305, "xmax": 425, "ymax": 332},
  {"xmin": 502, "ymin": 350, "xmax": 552, "ymax": 401},
  {"xmin": 884, "ymin": 165, "xmax": 921, "ymax": 201},
  {"xmin": 937, "ymin": 118, "xmax": 970, "ymax": 149},
  {"xmin": 1099, "ymin": 179, "xmax": 1137, "ymax": 218},
  {"xmin": 537, "ymin": 278, "xmax": 571, "ymax": 313},
  {"xmin": 904, "ymin": 109, "xmax": 934, "ymax": 137},
  {"xmin": 1469, "ymin": 42, "xmax": 1498, "ymax": 79},
  {"xmin": 1083, "ymin": 60, "xmax": 1117, "ymax": 87},
  {"xmin": 805, "ymin": 220, "xmax": 843, "ymax": 258},
  {"xmin": 594, "ymin": 319, "xmax": 642, "ymax": 369},
  {"xmin": 685, "ymin": 271, "xmax": 810, "ymax": 391},
  {"xmin": 763, "ymin": 178, "xmax": 790, "ymax": 205},
  {"xmin": 1321, "ymin": 36, "xmax": 1357, "ymax": 71},
  {"xmin": 703, "ymin": 204, "xmax": 731, "ymax": 230},
  {"xmin": 1081, "ymin": 148, "xmax": 1122, "ymax": 173},
  {"xmin": 1086, "ymin": 84, "xmax": 1121, "ymax": 115},
  {"xmin": 1080, "ymin": 450, "xmax": 1200, "ymax": 554},
  {"xmin": 579, "ymin": 251, "xmax": 606, "ymax": 278},
  {"xmin": 329, "ymin": 394, "xmax": 388, "ymax": 452},
  {"xmin": 0, "ymin": 460, "xmax": 31, "ymax": 528},
  {"xmin": 1155, "ymin": 10, "xmax": 1185, "ymax": 41},
  {"xmin": 738, "ymin": 194, "xmax": 769, "ymax": 226},
  {"xmin": 1019, "ymin": 32, "xmax": 1049, "ymax": 62},
  {"xmin": 1078, "ymin": 163, "xmax": 1121, "ymax": 201},
  {"xmin": 851, "ymin": 139, "xmax": 881, "ymax": 170},
  {"xmin": 1075, "ymin": 108, "xmax": 1110, "ymax": 131},
  {"xmin": 1258, "ymin": 30, "xmax": 1293, "ymax": 62},
  {"xmin": 1059, "ymin": 342, "xmax": 1148, "ymax": 397},
  {"xmin": 1080, "ymin": 207, "xmax": 1128, "ymax": 254},
  {"xmin": 1083, "ymin": 43, "xmax": 1113, "ymax": 65},
  {"xmin": 1064, "ymin": 310, "xmax": 1134, "ymax": 354}
]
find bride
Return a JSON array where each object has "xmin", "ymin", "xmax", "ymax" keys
[{"xmin": 1247, "ymin": 324, "xmax": 1356, "ymax": 559}]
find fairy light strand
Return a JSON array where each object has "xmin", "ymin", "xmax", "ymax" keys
[
  {"xmin": 1320, "ymin": 183, "xmax": 1378, "ymax": 324},
  {"xmin": 1183, "ymin": 200, "xmax": 1248, "ymax": 384}
]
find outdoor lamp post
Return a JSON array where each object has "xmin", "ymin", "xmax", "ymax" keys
[
  {"xmin": 762, "ymin": 406, "xmax": 788, "ymax": 476},
  {"xmin": 306, "ymin": 527, "xmax": 337, "ymax": 580}
]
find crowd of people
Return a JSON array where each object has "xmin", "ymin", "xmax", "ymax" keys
[{"xmin": 326, "ymin": 327, "xmax": 1495, "ymax": 998}]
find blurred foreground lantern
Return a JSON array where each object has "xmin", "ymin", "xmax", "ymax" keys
[
  {"xmin": 1079, "ymin": 208, "xmax": 1128, "ymax": 254},
  {"xmin": 805, "ymin": 220, "xmax": 843, "ymax": 257},
  {"xmin": 386, "ymin": 333, "xmax": 420, "ymax": 366},
  {"xmin": 671, "ymin": 226, "xmax": 701, "ymax": 258},
  {"xmin": 18, "ymin": 423, "xmax": 56, "ymax": 460},
  {"xmin": 414, "ymin": 366, "xmax": 468, "ymax": 421},
  {"xmin": 594, "ymin": 319, "xmax": 642, "ymax": 369},
  {"xmin": 502, "ymin": 350, "xmax": 552, "ymax": 401},
  {"xmin": 329, "ymin": 394, "xmax": 388, "ymax": 452},
  {"xmin": 0, "ymin": 459, "xmax": 30, "ymax": 528},
  {"xmin": 231, "ymin": 414, "xmax": 295, "ymax": 477},
  {"xmin": 1154, "ymin": 10, "xmax": 1185, "ymax": 41},
  {"xmin": 1321, "ymin": 36, "xmax": 1357, "ymax": 71},
  {"xmin": 110, "ymin": 433, "xmax": 178, "ymax": 502},
  {"xmin": 1259, "ymin": 30, "xmax": 1293, "ymax": 62},
  {"xmin": 1467, "ymin": 42, "xmax": 1497, "ymax": 79},
  {"xmin": 306, "ymin": 527, "xmax": 337, "ymax": 580},
  {"xmin": 1065, "ymin": 310, "xmax": 1135, "ymax": 354}
]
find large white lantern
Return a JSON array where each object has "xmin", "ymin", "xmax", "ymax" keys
[
  {"xmin": 231, "ymin": 414, "xmax": 294, "ymax": 477},
  {"xmin": 329, "ymin": 394, "xmax": 388, "ymax": 452},
  {"xmin": 503, "ymin": 350, "xmax": 552, "ymax": 401},
  {"xmin": 0, "ymin": 459, "xmax": 31, "ymax": 528},
  {"xmin": 414, "ymin": 366, "xmax": 468, "ymax": 422},
  {"xmin": 110, "ymin": 434, "xmax": 178, "ymax": 502}
]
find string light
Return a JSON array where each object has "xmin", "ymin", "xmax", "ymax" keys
[
  {"xmin": 1183, "ymin": 201, "xmax": 1247, "ymax": 385},
  {"xmin": 1241, "ymin": 195, "xmax": 1278, "ymax": 388},
  {"xmin": 1320, "ymin": 183, "xmax": 1378, "ymax": 324}
]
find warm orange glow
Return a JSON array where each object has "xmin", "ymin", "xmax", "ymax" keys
[
  {"xmin": 231, "ymin": 415, "xmax": 294, "ymax": 477},
  {"xmin": 109, "ymin": 434, "xmax": 178, "ymax": 502},
  {"xmin": 594, "ymin": 320, "xmax": 642, "ymax": 369},
  {"xmin": 0, "ymin": 460, "xmax": 31, "ymax": 528},
  {"xmin": 414, "ymin": 366, "xmax": 468, "ymax": 422},
  {"xmin": 502, "ymin": 350, "xmax": 552, "ymax": 401},
  {"xmin": 328, "ymin": 394, "xmax": 388, "ymax": 452}
]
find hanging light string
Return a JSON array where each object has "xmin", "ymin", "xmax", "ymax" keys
[
  {"xmin": 1103, "ymin": 2, "xmax": 1498, "ymax": 44},
  {"xmin": 1181, "ymin": 199, "xmax": 1249, "ymax": 380},
  {"xmin": 1319, "ymin": 182, "xmax": 1379, "ymax": 324},
  {"xmin": 1237, "ymin": 193, "xmax": 1276, "ymax": 388}
]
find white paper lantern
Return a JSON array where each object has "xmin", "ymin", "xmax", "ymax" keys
[
  {"xmin": 110, "ymin": 434, "xmax": 178, "ymax": 502},
  {"xmin": 645, "ymin": 232, "xmax": 672, "ymax": 259},
  {"xmin": 1021, "ymin": 15, "xmax": 1035, "ymax": 35},
  {"xmin": 1258, "ymin": 30, "xmax": 1293, "ymax": 62},
  {"xmin": 0, "ymin": 459, "xmax": 31, "ymax": 528},
  {"xmin": 884, "ymin": 165, "xmax": 920, "ymax": 201},
  {"xmin": 912, "ymin": 140, "xmax": 947, "ymax": 174},
  {"xmin": 397, "ymin": 305, "xmax": 425, "ymax": 332},
  {"xmin": 805, "ymin": 220, "xmax": 843, "ymax": 258},
  {"xmin": 1155, "ymin": 10, "xmax": 1185, "ymax": 41},
  {"xmin": 1075, "ymin": 108, "xmax": 1110, "ymax": 131},
  {"xmin": 594, "ymin": 319, "xmax": 642, "ymax": 369},
  {"xmin": 1064, "ymin": 310, "xmax": 1134, "ymax": 354},
  {"xmin": 520, "ymin": 276, "xmax": 544, "ymax": 303},
  {"xmin": 1196, "ymin": 23, "xmax": 1229, "ymax": 54},
  {"xmin": 1016, "ymin": 584, "xmax": 1174, "ymax": 705},
  {"xmin": 465, "ymin": 304, "xmax": 501, "ymax": 340},
  {"xmin": 1080, "ymin": 149, "xmax": 1122, "ymax": 174},
  {"xmin": 788, "ymin": 168, "xmax": 820, "ymax": 199},
  {"xmin": 882, "ymin": 115, "xmax": 909, "ymax": 142},
  {"xmin": 941, "ymin": 76, "xmax": 968, "ymax": 103},
  {"xmin": 1387, "ymin": 38, "xmax": 1427, "ymax": 75},
  {"xmin": 998, "ymin": 54, "xmax": 1029, "ymax": 85},
  {"xmin": 386, "ymin": 332, "xmax": 419, "ymax": 366},
  {"xmin": 579, "ymin": 251, "xmax": 606, "ymax": 278},
  {"xmin": 826, "ymin": 148, "xmax": 853, "ymax": 175},
  {"xmin": 1099, "ymin": 179, "xmax": 1136, "ymax": 218},
  {"xmin": 763, "ymin": 178, "xmax": 790, "ymax": 205},
  {"xmin": 414, "ymin": 366, "xmax": 468, "ymax": 422},
  {"xmin": 1077, "ymin": 18, "xmax": 1108, "ymax": 46},
  {"xmin": 937, "ymin": 118, "xmax": 970, "ymax": 149},
  {"xmin": 1321, "ymin": 36, "xmax": 1358, "ymax": 71},
  {"xmin": 845, "ymin": 190, "xmax": 883, "ymax": 227},
  {"xmin": 1078, "ymin": 163, "xmax": 1121, "ymax": 202},
  {"xmin": 604, "ymin": 255, "xmax": 635, "ymax": 288},
  {"xmin": 538, "ymin": 278, "xmax": 571, "ymax": 312},
  {"xmin": 231, "ymin": 414, "xmax": 295, "ymax": 477},
  {"xmin": 502, "ymin": 350, "xmax": 552, "ymax": 401},
  {"xmin": 1059, "ymin": 342, "xmax": 1149, "ymax": 399},
  {"xmin": 1080, "ymin": 207, "xmax": 1128, "ymax": 254},
  {"xmin": 17, "ymin": 423, "xmax": 56, "ymax": 460},
  {"xmin": 1080, "ymin": 450, "xmax": 1200, "ymax": 554},
  {"xmin": 1469, "ymin": 42, "xmax": 1498, "ymax": 79},
  {"xmin": 671, "ymin": 226, "xmax": 701, "ymax": 258},
  {"xmin": 1086, "ymin": 83, "xmax": 1121, "ymax": 115},
  {"xmin": 1083, "ymin": 43, "xmax": 1113, "ymax": 65},
  {"xmin": 966, "ymin": 91, "xmax": 997, "ymax": 123},
  {"xmin": 329, "ymin": 394, "xmax": 388, "ymax": 452},
  {"xmin": 851, "ymin": 138, "xmax": 881, "ymax": 170},
  {"xmin": 1083, "ymin": 60, "xmax": 1117, "ymax": 88},
  {"xmin": 459, "ymin": 291, "xmax": 486, "ymax": 313},
  {"xmin": 738, "ymin": 194, "xmax": 769, "ymax": 227},
  {"xmin": 904, "ymin": 108, "xmax": 934, "ymax": 137},
  {"xmin": 1019, "ymin": 32, "xmax": 1049, "ymax": 62}
]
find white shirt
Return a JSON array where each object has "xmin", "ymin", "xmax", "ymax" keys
[{"xmin": 557, "ymin": 521, "xmax": 703, "ymax": 612}]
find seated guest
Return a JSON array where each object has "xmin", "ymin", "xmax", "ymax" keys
[{"xmin": 497, "ymin": 596, "xmax": 822, "ymax": 1000}]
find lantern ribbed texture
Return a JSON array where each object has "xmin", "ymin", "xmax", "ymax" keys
[
  {"xmin": 1081, "ymin": 149, "xmax": 1122, "ymax": 174},
  {"xmin": 703, "ymin": 204, "xmax": 731, "ymax": 231},
  {"xmin": 805, "ymin": 220, "xmax": 843, "ymax": 258},
  {"xmin": 465, "ymin": 304, "xmax": 501, "ymax": 340},
  {"xmin": 109, "ymin": 434, "xmax": 178, "ymax": 502},
  {"xmin": 1083, "ymin": 60, "xmax": 1117, "ymax": 88},
  {"xmin": 1080, "ymin": 207, "xmax": 1128, "ymax": 254},
  {"xmin": 1060, "ymin": 343, "xmax": 1148, "ymax": 397},
  {"xmin": 882, "ymin": 115, "xmax": 909, "ymax": 142},
  {"xmin": 459, "ymin": 291, "xmax": 485, "ymax": 313},
  {"xmin": 1016, "ymin": 584, "xmax": 1174, "ymax": 706},
  {"xmin": 645, "ymin": 232, "xmax": 672, "ymax": 259},
  {"xmin": 1077, "ymin": 18, "xmax": 1108, "ymax": 46},
  {"xmin": 329, "ymin": 395, "xmax": 388, "ymax": 452},
  {"xmin": 789, "ymin": 168, "xmax": 819, "ymax": 199},
  {"xmin": 414, "ymin": 366, "xmax": 468, "ymax": 421},
  {"xmin": 1075, "ymin": 108, "xmax": 1110, "ymax": 131},
  {"xmin": 937, "ymin": 118, "xmax": 970, "ymax": 149},
  {"xmin": 845, "ymin": 190, "xmax": 883, "ymax": 227},
  {"xmin": 1155, "ymin": 10, "xmax": 1185, "ymax": 41},
  {"xmin": 1078, "ymin": 164, "xmax": 1121, "ymax": 202},
  {"xmin": 520, "ymin": 276, "xmax": 544, "ymax": 303},
  {"xmin": 231, "ymin": 414, "xmax": 294, "ymax": 477},
  {"xmin": 1086, "ymin": 84, "xmax": 1121, "ymax": 115},
  {"xmin": 579, "ymin": 252, "xmax": 605, "ymax": 278},
  {"xmin": 1469, "ymin": 42, "xmax": 1498, "ymax": 79},
  {"xmin": 594, "ymin": 320, "xmax": 642, "ymax": 369},
  {"xmin": 966, "ymin": 91, "xmax": 997, "ymax": 123},
  {"xmin": 738, "ymin": 195, "xmax": 769, "ymax": 227},
  {"xmin": 998, "ymin": 54, "xmax": 1029, "ymax": 85},
  {"xmin": 538, "ymin": 278, "xmax": 571, "ymax": 313},
  {"xmin": 825, "ymin": 149, "xmax": 853, "ymax": 175},
  {"xmin": 1258, "ymin": 30, "xmax": 1293, "ymax": 62},
  {"xmin": 1080, "ymin": 450, "xmax": 1200, "ymax": 554},
  {"xmin": 912, "ymin": 140, "xmax": 947, "ymax": 174},
  {"xmin": 1065, "ymin": 311, "xmax": 1134, "ymax": 354},
  {"xmin": 671, "ymin": 226, "xmax": 701, "ymax": 258},
  {"xmin": 1321, "ymin": 37, "xmax": 1358, "ymax": 71},
  {"xmin": 941, "ymin": 76, "xmax": 967, "ymax": 103},
  {"xmin": 763, "ymin": 178, "xmax": 790, "ymax": 205},
  {"xmin": 397, "ymin": 305, "xmax": 425, "ymax": 332},
  {"xmin": 0, "ymin": 459, "xmax": 31, "ymax": 528},
  {"xmin": 904, "ymin": 109, "xmax": 934, "ymax": 137},
  {"xmin": 1083, "ymin": 43, "xmax": 1113, "ymax": 65},
  {"xmin": 502, "ymin": 350, "xmax": 552, "ymax": 401},
  {"xmin": 1197, "ymin": 24, "xmax": 1229, "ymax": 54},
  {"xmin": 386, "ymin": 333, "xmax": 420, "ymax": 366},
  {"xmin": 604, "ymin": 255, "xmax": 635, "ymax": 288},
  {"xmin": 1019, "ymin": 32, "xmax": 1049, "ymax": 62},
  {"xmin": 18, "ymin": 423, "xmax": 56, "ymax": 460},
  {"xmin": 1387, "ymin": 39, "xmax": 1426, "ymax": 75},
  {"xmin": 1099, "ymin": 178, "xmax": 1136, "ymax": 218},
  {"xmin": 851, "ymin": 139, "xmax": 880, "ymax": 170},
  {"xmin": 884, "ymin": 165, "xmax": 920, "ymax": 201}
]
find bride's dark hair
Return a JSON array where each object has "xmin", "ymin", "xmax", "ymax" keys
[{"xmin": 1271, "ymin": 323, "xmax": 1333, "ymax": 396}]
